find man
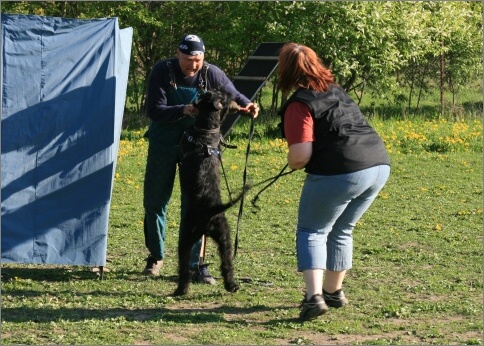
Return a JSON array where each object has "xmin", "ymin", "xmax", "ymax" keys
[{"xmin": 143, "ymin": 34, "xmax": 259, "ymax": 284}]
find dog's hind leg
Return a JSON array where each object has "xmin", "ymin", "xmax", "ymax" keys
[{"xmin": 208, "ymin": 215, "xmax": 239, "ymax": 293}]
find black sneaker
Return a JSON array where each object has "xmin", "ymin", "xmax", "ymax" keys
[
  {"xmin": 323, "ymin": 289, "xmax": 349, "ymax": 308},
  {"xmin": 299, "ymin": 294, "xmax": 329, "ymax": 321},
  {"xmin": 192, "ymin": 264, "xmax": 216, "ymax": 285},
  {"xmin": 142, "ymin": 256, "xmax": 163, "ymax": 276}
]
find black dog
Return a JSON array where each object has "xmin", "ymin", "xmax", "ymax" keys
[{"xmin": 174, "ymin": 88, "xmax": 248, "ymax": 296}]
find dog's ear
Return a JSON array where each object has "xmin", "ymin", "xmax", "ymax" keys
[{"xmin": 212, "ymin": 97, "xmax": 224, "ymax": 110}]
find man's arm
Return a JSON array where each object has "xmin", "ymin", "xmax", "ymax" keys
[
  {"xmin": 207, "ymin": 64, "xmax": 258, "ymax": 117},
  {"xmin": 207, "ymin": 64, "xmax": 250, "ymax": 105},
  {"xmin": 145, "ymin": 60, "xmax": 186, "ymax": 122}
]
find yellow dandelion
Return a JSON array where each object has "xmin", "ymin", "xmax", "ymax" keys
[{"xmin": 379, "ymin": 193, "xmax": 389, "ymax": 199}]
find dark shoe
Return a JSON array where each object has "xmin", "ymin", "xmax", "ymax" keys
[
  {"xmin": 323, "ymin": 289, "xmax": 349, "ymax": 308},
  {"xmin": 192, "ymin": 264, "xmax": 216, "ymax": 285},
  {"xmin": 299, "ymin": 294, "xmax": 329, "ymax": 321},
  {"xmin": 142, "ymin": 256, "xmax": 163, "ymax": 276}
]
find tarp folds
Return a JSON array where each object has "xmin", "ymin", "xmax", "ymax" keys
[{"xmin": 1, "ymin": 14, "xmax": 133, "ymax": 265}]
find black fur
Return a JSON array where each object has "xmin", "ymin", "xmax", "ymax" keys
[{"xmin": 174, "ymin": 88, "xmax": 248, "ymax": 296}]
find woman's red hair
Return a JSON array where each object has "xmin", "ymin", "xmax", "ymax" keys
[{"xmin": 278, "ymin": 43, "xmax": 334, "ymax": 94}]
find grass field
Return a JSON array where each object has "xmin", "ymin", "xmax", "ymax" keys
[{"xmin": 1, "ymin": 117, "xmax": 482, "ymax": 345}]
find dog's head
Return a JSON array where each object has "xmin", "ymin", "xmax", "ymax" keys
[{"xmin": 193, "ymin": 88, "xmax": 236, "ymax": 126}]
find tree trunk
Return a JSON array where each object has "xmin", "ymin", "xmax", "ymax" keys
[{"xmin": 440, "ymin": 41, "xmax": 445, "ymax": 117}]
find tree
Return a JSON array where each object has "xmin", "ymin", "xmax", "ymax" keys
[
  {"xmin": 2, "ymin": 1, "xmax": 481, "ymax": 120},
  {"xmin": 396, "ymin": 2, "xmax": 482, "ymax": 115}
]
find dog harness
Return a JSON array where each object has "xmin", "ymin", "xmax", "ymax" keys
[{"xmin": 180, "ymin": 130, "xmax": 221, "ymax": 160}]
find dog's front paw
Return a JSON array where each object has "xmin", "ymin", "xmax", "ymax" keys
[{"xmin": 224, "ymin": 281, "xmax": 239, "ymax": 293}]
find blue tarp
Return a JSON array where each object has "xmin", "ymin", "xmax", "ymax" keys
[{"xmin": 1, "ymin": 14, "xmax": 133, "ymax": 265}]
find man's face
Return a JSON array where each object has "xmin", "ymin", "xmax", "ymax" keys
[{"xmin": 177, "ymin": 50, "xmax": 204, "ymax": 77}]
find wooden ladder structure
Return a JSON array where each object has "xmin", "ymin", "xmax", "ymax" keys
[{"xmin": 221, "ymin": 42, "xmax": 285, "ymax": 136}]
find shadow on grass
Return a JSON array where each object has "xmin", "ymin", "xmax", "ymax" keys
[
  {"xmin": 0, "ymin": 267, "xmax": 184, "ymax": 287},
  {"xmin": 1, "ymin": 267, "xmax": 104, "ymax": 282},
  {"xmin": 1, "ymin": 267, "xmax": 276, "ymax": 285},
  {"xmin": 2, "ymin": 270, "xmax": 303, "ymax": 325},
  {"xmin": 2, "ymin": 304, "xmax": 281, "ymax": 324}
]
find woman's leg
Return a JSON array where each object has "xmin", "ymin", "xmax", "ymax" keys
[
  {"xmin": 303, "ymin": 269, "xmax": 323, "ymax": 298},
  {"xmin": 297, "ymin": 165, "xmax": 390, "ymax": 294},
  {"xmin": 323, "ymin": 270, "xmax": 346, "ymax": 293},
  {"xmin": 296, "ymin": 173, "xmax": 355, "ymax": 299},
  {"xmin": 324, "ymin": 165, "xmax": 390, "ymax": 291}
]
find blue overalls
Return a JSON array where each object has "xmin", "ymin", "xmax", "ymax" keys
[{"xmin": 143, "ymin": 69, "xmax": 206, "ymax": 268}]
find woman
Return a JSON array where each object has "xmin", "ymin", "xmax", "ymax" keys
[{"xmin": 278, "ymin": 43, "xmax": 390, "ymax": 321}]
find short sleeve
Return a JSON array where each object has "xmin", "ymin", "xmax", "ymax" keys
[{"xmin": 284, "ymin": 101, "xmax": 314, "ymax": 146}]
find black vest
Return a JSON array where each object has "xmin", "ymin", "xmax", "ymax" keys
[{"xmin": 280, "ymin": 85, "xmax": 390, "ymax": 175}]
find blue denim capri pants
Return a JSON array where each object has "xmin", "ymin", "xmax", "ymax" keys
[{"xmin": 296, "ymin": 165, "xmax": 390, "ymax": 272}]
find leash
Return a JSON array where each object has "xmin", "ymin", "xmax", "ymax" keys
[
  {"xmin": 250, "ymin": 163, "xmax": 295, "ymax": 210},
  {"xmin": 230, "ymin": 119, "xmax": 296, "ymax": 258},
  {"xmin": 233, "ymin": 116, "xmax": 255, "ymax": 259},
  {"xmin": 219, "ymin": 148, "xmax": 234, "ymax": 202},
  {"xmin": 218, "ymin": 114, "xmax": 295, "ymax": 259},
  {"xmin": 219, "ymin": 136, "xmax": 239, "ymax": 202}
]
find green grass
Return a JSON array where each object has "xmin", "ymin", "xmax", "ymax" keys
[
  {"xmin": 1, "ymin": 117, "xmax": 482, "ymax": 345},
  {"xmin": 356, "ymin": 81, "xmax": 483, "ymax": 121}
]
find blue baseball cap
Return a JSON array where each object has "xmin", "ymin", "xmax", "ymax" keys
[{"xmin": 178, "ymin": 34, "xmax": 205, "ymax": 56}]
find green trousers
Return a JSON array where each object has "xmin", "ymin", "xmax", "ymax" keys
[{"xmin": 143, "ymin": 118, "xmax": 202, "ymax": 268}]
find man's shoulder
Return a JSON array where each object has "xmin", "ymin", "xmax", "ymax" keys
[
  {"xmin": 204, "ymin": 63, "xmax": 228, "ymax": 79},
  {"xmin": 148, "ymin": 58, "xmax": 177, "ymax": 86},
  {"xmin": 153, "ymin": 57, "xmax": 176, "ymax": 69}
]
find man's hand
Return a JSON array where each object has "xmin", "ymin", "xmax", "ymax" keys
[
  {"xmin": 183, "ymin": 104, "xmax": 198, "ymax": 117},
  {"xmin": 244, "ymin": 102, "xmax": 259, "ymax": 118}
]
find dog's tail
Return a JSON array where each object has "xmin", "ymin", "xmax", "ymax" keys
[{"xmin": 206, "ymin": 184, "xmax": 251, "ymax": 216}]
